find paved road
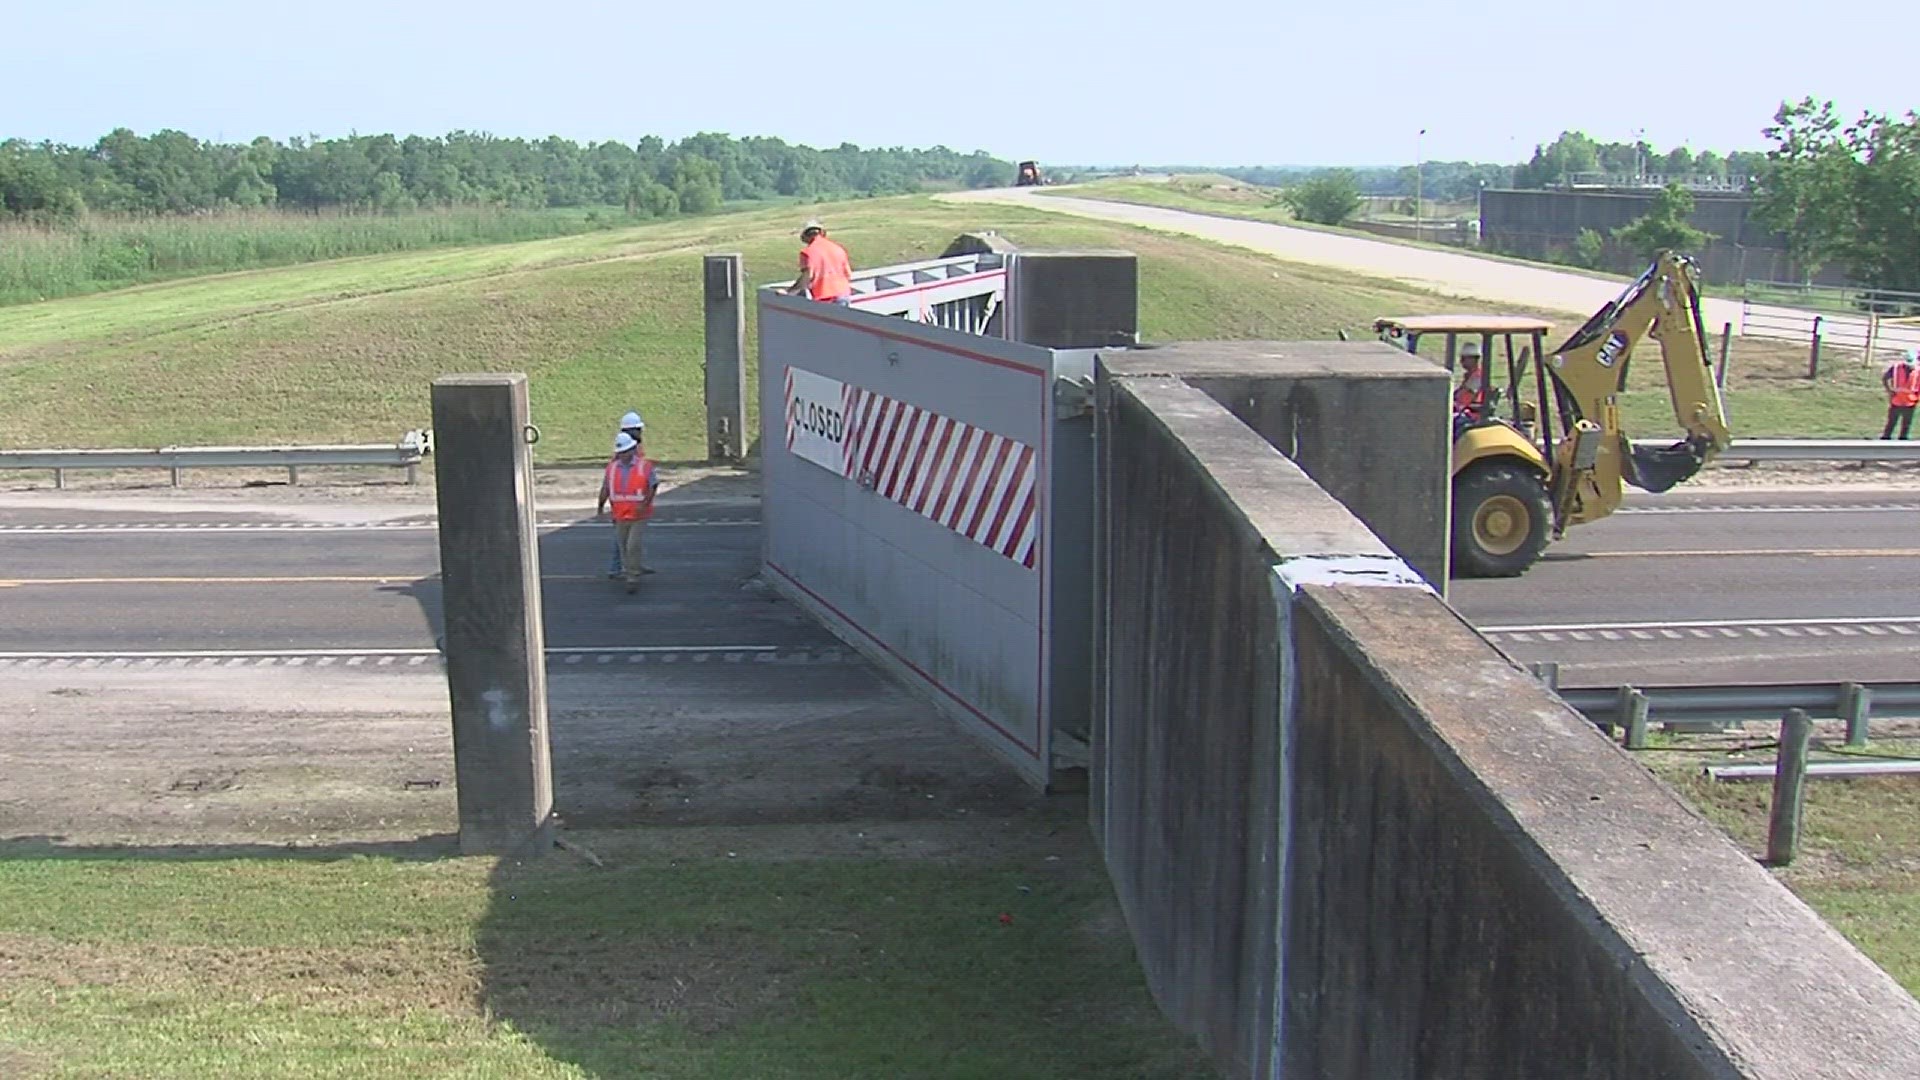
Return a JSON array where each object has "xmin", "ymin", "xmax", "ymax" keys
[
  {"xmin": 3, "ymin": 491, "xmax": 1916, "ymax": 689},
  {"xmin": 0, "ymin": 511, "xmax": 834, "ymax": 656},
  {"xmin": 944, "ymin": 187, "xmax": 1920, "ymax": 354},
  {"xmin": 1450, "ymin": 493, "xmax": 1920, "ymax": 685}
]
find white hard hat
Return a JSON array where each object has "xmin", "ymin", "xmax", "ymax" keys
[
  {"xmin": 613, "ymin": 432, "xmax": 637, "ymax": 453},
  {"xmin": 619, "ymin": 411, "xmax": 643, "ymax": 430},
  {"xmin": 1459, "ymin": 340, "xmax": 1482, "ymax": 359}
]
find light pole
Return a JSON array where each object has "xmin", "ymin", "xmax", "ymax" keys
[{"xmin": 1415, "ymin": 128, "xmax": 1426, "ymax": 242}]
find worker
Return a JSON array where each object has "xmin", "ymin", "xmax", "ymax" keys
[
  {"xmin": 787, "ymin": 218, "xmax": 853, "ymax": 305},
  {"xmin": 1880, "ymin": 349, "xmax": 1920, "ymax": 441},
  {"xmin": 606, "ymin": 411, "xmax": 646, "ymax": 578},
  {"xmin": 1453, "ymin": 340, "xmax": 1491, "ymax": 416},
  {"xmin": 596, "ymin": 431, "xmax": 659, "ymax": 593}
]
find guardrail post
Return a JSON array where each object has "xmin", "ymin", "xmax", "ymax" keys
[
  {"xmin": 1765, "ymin": 708, "xmax": 1814, "ymax": 867},
  {"xmin": 1841, "ymin": 682, "xmax": 1872, "ymax": 747},
  {"xmin": 169, "ymin": 466, "xmax": 183, "ymax": 487},
  {"xmin": 1621, "ymin": 687, "xmax": 1651, "ymax": 749},
  {"xmin": 288, "ymin": 465, "xmax": 301, "ymax": 486},
  {"xmin": 430, "ymin": 373, "xmax": 555, "ymax": 857},
  {"xmin": 53, "ymin": 468, "xmax": 65, "ymax": 490},
  {"xmin": 1530, "ymin": 660, "xmax": 1560, "ymax": 691},
  {"xmin": 703, "ymin": 253, "xmax": 747, "ymax": 463},
  {"xmin": 1807, "ymin": 316, "xmax": 1823, "ymax": 379}
]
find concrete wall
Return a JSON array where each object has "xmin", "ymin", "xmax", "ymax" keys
[
  {"xmin": 1092, "ymin": 362, "xmax": 1920, "ymax": 1079},
  {"xmin": 1479, "ymin": 187, "xmax": 1849, "ymax": 287},
  {"xmin": 1102, "ymin": 341, "xmax": 1451, "ymax": 594}
]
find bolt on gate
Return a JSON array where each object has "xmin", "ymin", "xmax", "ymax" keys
[{"xmin": 757, "ymin": 242, "xmax": 1137, "ymax": 785}]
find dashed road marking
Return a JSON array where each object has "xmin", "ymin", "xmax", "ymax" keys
[
  {"xmin": 1482, "ymin": 614, "xmax": 1920, "ymax": 643},
  {"xmin": 0, "ymin": 519, "xmax": 761, "ymax": 535},
  {"xmin": 0, "ymin": 643, "xmax": 856, "ymax": 671},
  {"xmin": 1618, "ymin": 503, "xmax": 1920, "ymax": 515}
]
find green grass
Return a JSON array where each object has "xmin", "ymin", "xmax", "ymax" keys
[
  {"xmin": 0, "ymin": 206, "xmax": 697, "ymax": 306},
  {"xmin": 0, "ymin": 193, "xmax": 1877, "ymax": 467},
  {"xmin": 0, "ymin": 805, "xmax": 1216, "ymax": 1078},
  {"xmin": 0, "ymin": 195, "xmax": 1591, "ymax": 464},
  {"xmin": 1647, "ymin": 738, "xmax": 1920, "ymax": 997}
]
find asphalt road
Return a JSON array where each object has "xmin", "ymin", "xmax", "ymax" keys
[
  {"xmin": 3, "ymin": 490, "xmax": 1916, "ymax": 688},
  {"xmin": 0, "ymin": 513, "xmax": 832, "ymax": 655},
  {"xmin": 1449, "ymin": 490, "xmax": 1920, "ymax": 685}
]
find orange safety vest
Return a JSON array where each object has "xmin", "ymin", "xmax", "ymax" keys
[
  {"xmin": 1454, "ymin": 366, "xmax": 1489, "ymax": 413},
  {"xmin": 605, "ymin": 457, "xmax": 656, "ymax": 522},
  {"xmin": 800, "ymin": 235, "xmax": 852, "ymax": 301},
  {"xmin": 1891, "ymin": 363, "xmax": 1920, "ymax": 408}
]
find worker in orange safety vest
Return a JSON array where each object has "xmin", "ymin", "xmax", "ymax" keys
[
  {"xmin": 596, "ymin": 431, "xmax": 659, "ymax": 592},
  {"xmin": 1881, "ymin": 349, "xmax": 1920, "ymax": 441},
  {"xmin": 1453, "ymin": 340, "xmax": 1491, "ymax": 416},
  {"xmin": 787, "ymin": 218, "xmax": 853, "ymax": 305}
]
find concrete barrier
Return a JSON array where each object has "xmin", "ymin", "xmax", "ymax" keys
[{"xmin": 1092, "ymin": 357, "xmax": 1920, "ymax": 1078}]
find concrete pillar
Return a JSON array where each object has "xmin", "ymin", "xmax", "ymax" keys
[
  {"xmin": 1009, "ymin": 251, "xmax": 1139, "ymax": 349},
  {"xmin": 1103, "ymin": 341, "xmax": 1452, "ymax": 595},
  {"xmin": 703, "ymin": 254, "xmax": 747, "ymax": 462},
  {"xmin": 430, "ymin": 374, "xmax": 555, "ymax": 856}
]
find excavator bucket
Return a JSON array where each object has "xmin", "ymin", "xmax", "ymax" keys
[{"xmin": 1624, "ymin": 437, "xmax": 1710, "ymax": 493}]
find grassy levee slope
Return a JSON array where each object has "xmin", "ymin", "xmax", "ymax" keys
[
  {"xmin": 0, "ymin": 197, "xmax": 1637, "ymax": 466},
  {"xmin": 0, "ymin": 194, "xmax": 1890, "ymax": 468}
]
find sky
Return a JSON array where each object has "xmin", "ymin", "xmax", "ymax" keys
[{"xmin": 1, "ymin": 0, "xmax": 1908, "ymax": 167}]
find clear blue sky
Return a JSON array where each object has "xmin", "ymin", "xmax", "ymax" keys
[{"xmin": 2, "ymin": 0, "xmax": 1906, "ymax": 166}]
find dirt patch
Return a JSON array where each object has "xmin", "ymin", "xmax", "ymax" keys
[{"xmin": 0, "ymin": 933, "xmax": 483, "ymax": 1014}]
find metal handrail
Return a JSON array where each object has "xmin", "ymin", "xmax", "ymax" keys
[{"xmin": 0, "ymin": 430, "xmax": 431, "ymax": 487}]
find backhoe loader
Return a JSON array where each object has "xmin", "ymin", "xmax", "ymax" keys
[{"xmin": 1373, "ymin": 250, "xmax": 1732, "ymax": 577}]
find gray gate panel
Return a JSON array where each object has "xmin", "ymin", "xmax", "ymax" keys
[{"xmin": 759, "ymin": 294, "xmax": 1056, "ymax": 780}]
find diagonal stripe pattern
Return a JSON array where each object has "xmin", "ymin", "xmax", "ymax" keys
[{"xmin": 840, "ymin": 384, "xmax": 1039, "ymax": 569}]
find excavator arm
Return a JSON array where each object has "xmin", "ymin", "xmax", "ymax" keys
[{"xmin": 1541, "ymin": 251, "xmax": 1732, "ymax": 530}]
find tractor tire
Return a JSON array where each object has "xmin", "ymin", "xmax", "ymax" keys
[{"xmin": 1452, "ymin": 464, "xmax": 1552, "ymax": 578}]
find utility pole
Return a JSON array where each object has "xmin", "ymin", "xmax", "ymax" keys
[{"xmin": 1415, "ymin": 128, "xmax": 1426, "ymax": 242}]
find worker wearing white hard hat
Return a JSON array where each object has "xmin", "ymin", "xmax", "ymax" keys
[
  {"xmin": 597, "ymin": 429, "xmax": 659, "ymax": 592},
  {"xmin": 607, "ymin": 412, "xmax": 649, "ymax": 576}
]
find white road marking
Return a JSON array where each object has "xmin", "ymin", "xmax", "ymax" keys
[
  {"xmin": 1481, "ymin": 615, "xmax": 1920, "ymax": 634},
  {"xmin": 0, "ymin": 520, "xmax": 759, "ymax": 535}
]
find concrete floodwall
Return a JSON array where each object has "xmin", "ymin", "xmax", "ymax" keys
[{"xmin": 1092, "ymin": 361, "xmax": 1920, "ymax": 1078}]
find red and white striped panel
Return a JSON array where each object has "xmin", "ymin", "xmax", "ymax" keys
[{"xmin": 841, "ymin": 385, "xmax": 1038, "ymax": 569}]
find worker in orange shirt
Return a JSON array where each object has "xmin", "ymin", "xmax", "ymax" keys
[{"xmin": 787, "ymin": 218, "xmax": 853, "ymax": 305}]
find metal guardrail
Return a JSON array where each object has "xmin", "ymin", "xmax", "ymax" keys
[
  {"xmin": 1631, "ymin": 438, "xmax": 1920, "ymax": 463},
  {"xmin": 0, "ymin": 430, "xmax": 431, "ymax": 488},
  {"xmin": 1555, "ymin": 680, "xmax": 1920, "ymax": 726}
]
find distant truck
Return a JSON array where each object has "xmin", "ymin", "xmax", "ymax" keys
[{"xmin": 1015, "ymin": 161, "xmax": 1046, "ymax": 187}]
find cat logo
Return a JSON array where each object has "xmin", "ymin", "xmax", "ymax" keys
[{"xmin": 1595, "ymin": 331, "xmax": 1629, "ymax": 368}]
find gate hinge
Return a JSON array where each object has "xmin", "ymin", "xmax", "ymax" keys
[{"xmin": 1054, "ymin": 376, "xmax": 1094, "ymax": 419}]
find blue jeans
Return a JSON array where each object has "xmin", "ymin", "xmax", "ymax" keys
[{"xmin": 609, "ymin": 531, "xmax": 623, "ymax": 573}]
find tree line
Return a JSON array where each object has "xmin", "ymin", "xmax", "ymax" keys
[{"xmin": 0, "ymin": 129, "xmax": 1017, "ymax": 218}]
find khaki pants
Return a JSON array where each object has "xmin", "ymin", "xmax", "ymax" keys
[{"xmin": 615, "ymin": 520, "xmax": 648, "ymax": 581}]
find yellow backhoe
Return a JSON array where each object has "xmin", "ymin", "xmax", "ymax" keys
[{"xmin": 1374, "ymin": 250, "xmax": 1732, "ymax": 577}]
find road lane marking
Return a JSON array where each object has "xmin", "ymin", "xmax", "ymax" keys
[
  {"xmin": 0, "ymin": 520, "xmax": 760, "ymax": 534},
  {"xmin": 0, "ymin": 573, "xmax": 630, "ymax": 586},
  {"xmin": 1562, "ymin": 548, "xmax": 1920, "ymax": 559},
  {"xmin": 0, "ymin": 644, "xmax": 840, "ymax": 663},
  {"xmin": 1481, "ymin": 615, "xmax": 1920, "ymax": 634},
  {"xmin": 1619, "ymin": 504, "xmax": 1920, "ymax": 516}
]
